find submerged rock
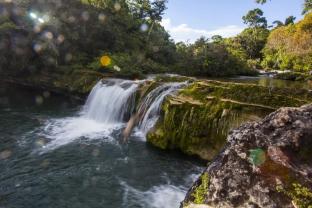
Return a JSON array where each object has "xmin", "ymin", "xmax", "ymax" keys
[{"xmin": 182, "ymin": 104, "xmax": 312, "ymax": 208}]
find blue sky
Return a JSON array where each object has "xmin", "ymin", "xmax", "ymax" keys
[{"xmin": 161, "ymin": 0, "xmax": 304, "ymax": 42}]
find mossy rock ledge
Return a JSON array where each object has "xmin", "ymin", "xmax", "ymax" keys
[
  {"xmin": 182, "ymin": 104, "xmax": 312, "ymax": 208},
  {"xmin": 146, "ymin": 80, "xmax": 312, "ymax": 160}
]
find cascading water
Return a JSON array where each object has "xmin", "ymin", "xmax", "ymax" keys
[
  {"xmin": 41, "ymin": 79, "xmax": 140, "ymax": 150},
  {"xmin": 83, "ymin": 79, "xmax": 139, "ymax": 124},
  {"xmin": 41, "ymin": 78, "xmax": 186, "ymax": 150},
  {"xmin": 137, "ymin": 82, "xmax": 187, "ymax": 134}
]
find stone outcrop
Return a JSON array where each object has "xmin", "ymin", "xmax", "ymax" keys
[
  {"xmin": 182, "ymin": 104, "xmax": 312, "ymax": 208},
  {"xmin": 147, "ymin": 80, "xmax": 312, "ymax": 160}
]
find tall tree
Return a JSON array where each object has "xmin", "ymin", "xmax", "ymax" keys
[{"xmin": 242, "ymin": 8, "xmax": 267, "ymax": 28}]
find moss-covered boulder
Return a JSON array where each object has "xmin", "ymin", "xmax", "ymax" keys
[{"xmin": 147, "ymin": 80, "xmax": 312, "ymax": 160}]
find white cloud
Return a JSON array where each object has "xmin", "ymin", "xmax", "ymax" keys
[{"xmin": 161, "ymin": 18, "xmax": 245, "ymax": 43}]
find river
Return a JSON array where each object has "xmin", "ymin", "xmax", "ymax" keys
[
  {"xmin": 0, "ymin": 82, "xmax": 203, "ymax": 208},
  {"xmin": 0, "ymin": 76, "xmax": 310, "ymax": 208}
]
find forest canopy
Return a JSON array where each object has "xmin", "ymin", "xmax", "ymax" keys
[{"xmin": 0, "ymin": 0, "xmax": 311, "ymax": 79}]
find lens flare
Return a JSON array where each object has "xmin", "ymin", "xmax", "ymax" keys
[
  {"xmin": 100, "ymin": 56, "xmax": 112, "ymax": 67},
  {"xmin": 29, "ymin": 12, "xmax": 37, "ymax": 19},
  {"xmin": 249, "ymin": 148, "xmax": 266, "ymax": 166},
  {"xmin": 114, "ymin": 3, "xmax": 121, "ymax": 11}
]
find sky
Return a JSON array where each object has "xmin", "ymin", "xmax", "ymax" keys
[{"xmin": 161, "ymin": 0, "xmax": 304, "ymax": 43}]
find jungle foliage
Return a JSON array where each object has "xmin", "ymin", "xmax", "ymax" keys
[{"xmin": 0, "ymin": 0, "xmax": 311, "ymax": 80}]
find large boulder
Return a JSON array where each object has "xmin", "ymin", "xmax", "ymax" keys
[{"xmin": 182, "ymin": 104, "xmax": 312, "ymax": 208}]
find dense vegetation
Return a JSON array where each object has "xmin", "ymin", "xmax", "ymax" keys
[
  {"xmin": 0, "ymin": 0, "xmax": 311, "ymax": 81},
  {"xmin": 262, "ymin": 13, "xmax": 312, "ymax": 72},
  {"xmin": 0, "ymin": 0, "xmax": 177, "ymax": 78}
]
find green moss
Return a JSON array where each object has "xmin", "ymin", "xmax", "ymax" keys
[
  {"xmin": 180, "ymin": 81, "xmax": 312, "ymax": 108},
  {"xmin": 154, "ymin": 75, "xmax": 194, "ymax": 83},
  {"xmin": 277, "ymin": 183, "xmax": 312, "ymax": 208},
  {"xmin": 192, "ymin": 173, "xmax": 210, "ymax": 204},
  {"xmin": 147, "ymin": 80, "xmax": 312, "ymax": 160},
  {"xmin": 53, "ymin": 69, "xmax": 104, "ymax": 94},
  {"xmin": 147, "ymin": 93, "xmax": 271, "ymax": 160},
  {"xmin": 146, "ymin": 127, "xmax": 168, "ymax": 149}
]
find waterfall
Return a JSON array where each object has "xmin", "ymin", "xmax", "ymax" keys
[
  {"xmin": 41, "ymin": 78, "xmax": 187, "ymax": 151},
  {"xmin": 83, "ymin": 79, "xmax": 139, "ymax": 124},
  {"xmin": 137, "ymin": 82, "xmax": 186, "ymax": 134},
  {"xmin": 83, "ymin": 79, "xmax": 186, "ymax": 133}
]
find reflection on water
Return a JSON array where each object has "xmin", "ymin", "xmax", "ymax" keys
[{"xmin": 216, "ymin": 75, "xmax": 312, "ymax": 90}]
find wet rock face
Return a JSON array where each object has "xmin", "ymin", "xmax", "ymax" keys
[{"xmin": 183, "ymin": 104, "xmax": 312, "ymax": 208}]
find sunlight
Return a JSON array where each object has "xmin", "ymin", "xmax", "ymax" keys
[
  {"xmin": 29, "ymin": 12, "xmax": 48, "ymax": 24},
  {"xmin": 100, "ymin": 55, "xmax": 112, "ymax": 67}
]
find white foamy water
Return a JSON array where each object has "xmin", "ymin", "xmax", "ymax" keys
[
  {"xmin": 121, "ymin": 182, "xmax": 187, "ymax": 208},
  {"xmin": 138, "ymin": 82, "xmax": 186, "ymax": 134},
  {"xmin": 39, "ymin": 79, "xmax": 140, "ymax": 151},
  {"xmin": 40, "ymin": 117, "xmax": 121, "ymax": 151},
  {"xmin": 39, "ymin": 79, "xmax": 186, "ymax": 151},
  {"xmin": 83, "ymin": 79, "xmax": 139, "ymax": 123}
]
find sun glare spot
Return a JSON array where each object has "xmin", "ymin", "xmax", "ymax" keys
[
  {"xmin": 114, "ymin": 3, "xmax": 121, "ymax": 11},
  {"xmin": 140, "ymin": 23, "xmax": 148, "ymax": 32},
  {"xmin": 113, "ymin": 65, "xmax": 121, "ymax": 72},
  {"xmin": 100, "ymin": 55, "xmax": 112, "ymax": 67},
  {"xmin": 38, "ymin": 18, "xmax": 45, "ymax": 23},
  {"xmin": 30, "ymin": 12, "xmax": 37, "ymax": 19},
  {"xmin": 98, "ymin": 13, "xmax": 106, "ymax": 23}
]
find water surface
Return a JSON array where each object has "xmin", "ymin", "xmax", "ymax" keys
[{"xmin": 0, "ymin": 83, "xmax": 203, "ymax": 208}]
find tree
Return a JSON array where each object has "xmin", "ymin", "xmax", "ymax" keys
[
  {"xmin": 211, "ymin": 35, "xmax": 223, "ymax": 43},
  {"xmin": 272, "ymin": 20, "xmax": 284, "ymax": 27},
  {"xmin": 236, "ymin": 27, "xmax": 269, "ymax": 59},
  {"xmin": 285, "ymin": 16, "xmax": 296, "ymax": 25},
  {"xmin": 242, "ymin": 8, "xmax": 267, "ymax": 28},
  {"xmin": 147, "ymin": 0, "xmax": 168, "ymax": 39},
  {"xmin": 273, "ymin": 16, "xmax": 296, "ymax": 27},
  {"xmin": 302, "ymin": 0, "xmax": 312, "ymax": 14},
  {"xmin": 262, "ymin": 12, "xmax": 312, "ymax": 71},
  {"xmin": 125, "ymin": 0, "xmax": 167, "ymax": 40},
  {"xmin": 255, "ymin": 0, "xmax": 268, "ymax": 4},
  {"xmin": 256, "ymin": 0, "xmax": 311, "ymax": 15}
]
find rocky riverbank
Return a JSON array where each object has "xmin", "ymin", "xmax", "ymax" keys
[{"xmin": 182, "ymin": 104, "xmax": 312, "ymax": 208}]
